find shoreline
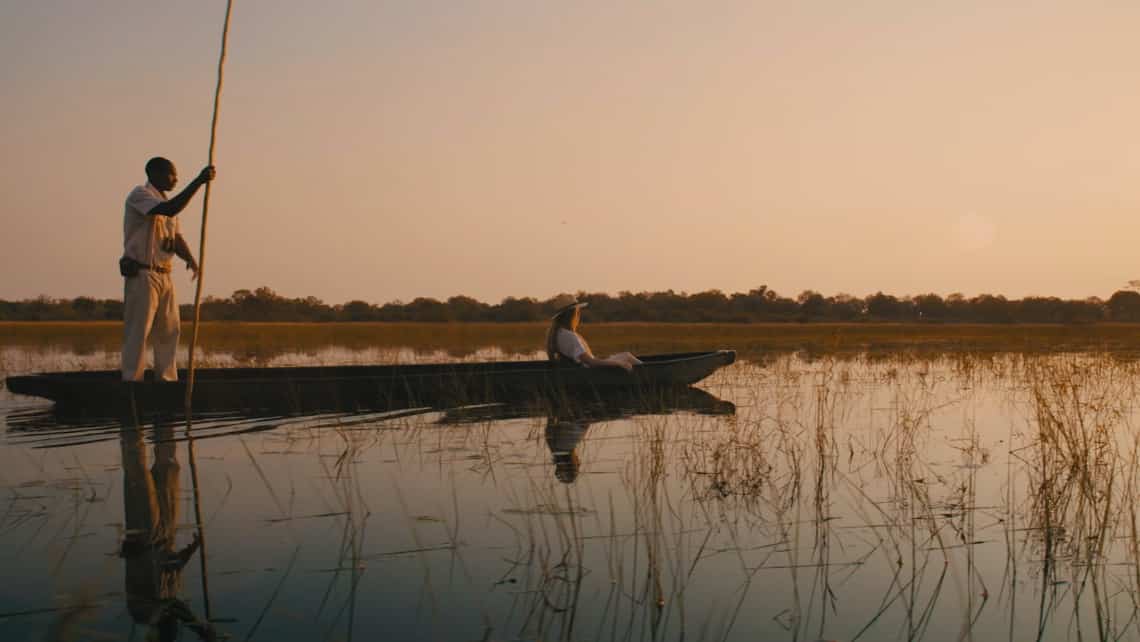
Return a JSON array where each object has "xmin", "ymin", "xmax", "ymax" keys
[{"xmin": 3, "ymin": 321, "xmax": 1140, "ymax": 356}]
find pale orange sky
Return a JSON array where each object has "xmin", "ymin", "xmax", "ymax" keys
[{"xmin": 2, "ymin": 2, "xmax": 1139, "ymax": 304}]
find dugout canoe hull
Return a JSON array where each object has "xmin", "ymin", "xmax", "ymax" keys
[{"xmin": 5, "ymin": 350, "xmax": 736, "ymax": 416}]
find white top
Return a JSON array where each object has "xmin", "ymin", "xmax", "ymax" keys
[
  {"xmin": 556, "ymin": 328, "xmax": 591, "ymax": 364},
  {"xmin": 123, "ymin": 183, "xmax": 179, "ymax": 268}
]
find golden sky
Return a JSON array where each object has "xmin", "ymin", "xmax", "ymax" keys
[{"xmin": 2, "ymin": 1, "xmax": 1139, "ymax": 303}]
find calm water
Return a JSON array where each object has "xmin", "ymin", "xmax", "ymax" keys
[{"xmin": 3, "ymin": 342, "xmax": 1140, "ymax": 641}]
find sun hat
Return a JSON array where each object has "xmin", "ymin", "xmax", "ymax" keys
[{"xmin": 550, "ymin": 293, "xmax": 588, "ymax": 318}]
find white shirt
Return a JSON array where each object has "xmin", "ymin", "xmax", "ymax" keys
[
  {"xmin": 556, "ymin": 328, "xmax": 591, "ymax": 364},
  {"xmin": 123, "ymin": 183, "xmax": 179, "ymax": 268}
]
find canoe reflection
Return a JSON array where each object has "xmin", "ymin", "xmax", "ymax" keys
[
  {"xmin": 436, "ymin": 385, "xmax": 735, "ymax": 424},
  {"xmin": 438, "ymin": 385, "xmax": 735, "ymax": 484},
  {"xmin": 6, "ymin": 387, "xmax": 734, "ymax": 475},
  {"xmin": 119, "ymin": 422, "xmax": 215, "ymax": 641}
]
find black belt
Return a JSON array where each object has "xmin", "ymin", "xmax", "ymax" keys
[
  {"xmin": 120, "ymin": 256, "xmax": 170, "ymax": 277},
  {"xmin": 130, "ymin": 261, "xmax": 171, "ymax": 274}
]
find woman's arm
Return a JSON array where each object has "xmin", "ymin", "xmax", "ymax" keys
[
  {"xmin": 579, "ymin": 352, "xmax": 636, "ymax": 372},
  {"xmin": 558, "ymin": 330, "xmax": 637, "ymax": 372}
]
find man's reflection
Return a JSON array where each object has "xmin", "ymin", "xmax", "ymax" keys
[
  {"xmin": 119, "ymin": 422, "xmax": 214, "ymax": 641},
  {"xmin": 544, "ymin": 416, "xmax": 591, "ymax": 484}
]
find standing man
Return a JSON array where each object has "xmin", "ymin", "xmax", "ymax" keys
[{"xmin": 121, "ymin": 157, "xmax": 216, "ymax": 382}]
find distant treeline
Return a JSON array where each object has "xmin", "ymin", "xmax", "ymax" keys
[{"xmin": 7, "ymin": 286, "xmax": 1140, "ymax": 324}]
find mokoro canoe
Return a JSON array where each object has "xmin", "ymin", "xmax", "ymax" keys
[
  {"xmin": 6, "ymin": 386, "xmax": 736, "ymax": 441},
  {"xmin": 5, "ymin": 350, "xmax": 736, "ymax": 415}
]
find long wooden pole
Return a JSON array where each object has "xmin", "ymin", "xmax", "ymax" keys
[
  {"xmin": 186, "ymin": 0, "xmax": 234, "ymax": 403},
  {"xmin": 185, "ymin": 0, "xmax": 235, "ymax": 624}
]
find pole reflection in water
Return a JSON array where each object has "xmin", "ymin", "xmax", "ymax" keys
[{"xmin": 119, "ymin": 421, "xmax": 215, "ymax": 641}]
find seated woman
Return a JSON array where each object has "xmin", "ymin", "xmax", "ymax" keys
[{"xmin": 545, "ymin": 296, "xmax": 643, "ymax": 371}]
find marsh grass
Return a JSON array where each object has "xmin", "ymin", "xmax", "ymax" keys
[
  {"xmin": 665, "ymin": 353, "xmax": 1140, "ymax": 640},
  {"xmin": 18, "ymin": 347, "xmax": 1140, "ymax": 640}
]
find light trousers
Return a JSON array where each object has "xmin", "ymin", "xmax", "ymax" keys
[{"xmin": 121, "ymin": 271, "xmax": 180, "ymax": 382}]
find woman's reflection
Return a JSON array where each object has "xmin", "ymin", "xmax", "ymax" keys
[
  {"xmin": 119, "ymin": 422, "xmax": 215, "ymax": 641},
  {"xmin": 544, "ymin": 416, "xmax": 591, "ymax": 484}
]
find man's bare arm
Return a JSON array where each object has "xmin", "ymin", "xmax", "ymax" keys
[
  {"xmin": 147, "ymin": 166, "xmax": 216, "ymax": 217},
  {"xmin": 174, "ymin": 234, "xmax": 199, "ymax": 278}
]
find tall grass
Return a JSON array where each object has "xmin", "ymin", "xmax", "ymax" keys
[{"xmin": 18, "ymin": 349, "xmax": 1140, "ymax": 640}]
